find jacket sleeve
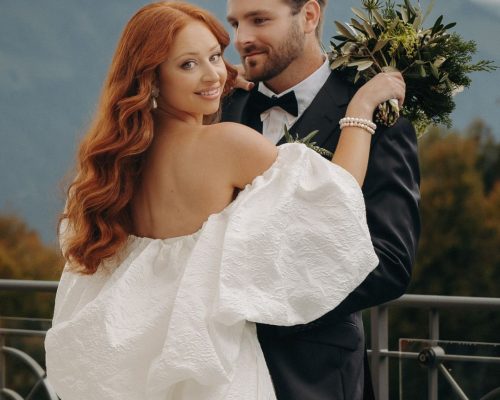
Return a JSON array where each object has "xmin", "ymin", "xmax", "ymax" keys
[{"xmin": 270, "ymin": 116, "xmax": 421, "ymax": 335}]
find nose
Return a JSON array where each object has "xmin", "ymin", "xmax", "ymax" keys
[
  {"xmin": 201, "ymin": 62, "xmax": 220, "ymax": 83},
  {"xmin": 234, "ymin": 25, "xmax": 255, "ymax": 52}
]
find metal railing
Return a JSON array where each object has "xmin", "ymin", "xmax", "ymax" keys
[
  {"xmin": 1, "ymin": 279, "xmax": 500, "ymax": 400},
  {"xmin": 0, "ymin": 280, "xmax": 58, "ymax": 400},
  {"xmin": 369, "ymin": 294, "xmax": 500, "ymax": 400}
]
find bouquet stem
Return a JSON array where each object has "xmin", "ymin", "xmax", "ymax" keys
[{"xmin": 375, "ymin": 99, "xmax": 400, "ymax": 127}]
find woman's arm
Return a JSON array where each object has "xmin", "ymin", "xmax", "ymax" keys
[
  {"xmin": 217, "ymin": 71, "xmax": 404, "ymax": 190},
  {"xmin": 331, "ymin": 72, "xmax": 406, "ymax": 186}
]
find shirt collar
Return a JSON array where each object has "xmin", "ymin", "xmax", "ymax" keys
[{"xmin": 257, "ymin": 57, "xmax": 331, "ymax": 119}]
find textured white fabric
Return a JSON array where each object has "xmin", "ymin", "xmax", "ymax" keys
[{"xmin": 45, "ymin": 143, "xmax": 378, "ymax": 400}]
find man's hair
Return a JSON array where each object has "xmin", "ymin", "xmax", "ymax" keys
[{"xmin": 283, "ymin": 0, "xmax": 327, "ymax": 40}]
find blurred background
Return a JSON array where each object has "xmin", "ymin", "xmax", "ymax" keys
[
  {"xmin": 0, "ymin": 0, "xmax": 499, "ymax": 244},
  {"xmin": 1, "ymin": 1, "xmax": 499, "ymax": 398}
]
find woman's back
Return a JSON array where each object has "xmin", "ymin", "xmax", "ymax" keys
[{"xmin": 131, "ymin": 123, "xmax": 242, "ymax": 240}]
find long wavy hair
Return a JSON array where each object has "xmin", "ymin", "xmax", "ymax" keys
[{"xmin": 60, "ymin": 2, "xmax": 237, "ymax": 274}]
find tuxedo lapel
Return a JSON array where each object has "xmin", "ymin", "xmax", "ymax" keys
[
  {"xmin": 278, "ymin": 72, "xmax": 354, "ymax": 148},
  {"xmin": 222, "ymin": 72, "xmax": 357, "ymax": 152}
]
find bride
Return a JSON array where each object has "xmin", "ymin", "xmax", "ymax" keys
[{"xmin": 44, "ymin": 2, "xmax": 405, "ymax": 399}]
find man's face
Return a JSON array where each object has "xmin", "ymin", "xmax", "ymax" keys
[{"xmin": 227, "ymin": 0, "xmax": 306, "ymax": 82}]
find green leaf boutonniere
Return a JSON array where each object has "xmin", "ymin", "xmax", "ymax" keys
[{"xmin": 283, "ymin": 125, "xmax": 333, "ymax": 158}]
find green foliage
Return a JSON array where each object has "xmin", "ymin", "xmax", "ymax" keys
[
  {"xmin": 0, "ymin": 214, "xmax": 64, "ymax": 318},
  {"xmin": 329, "ymin": 0, "xmax": 498, "ymax": 134},
  {"xmin": 283, "ymin": 125, "xmax": 333, "ymax": 157},
  {"xmin": 383, "ymin": 120, "xmax": 500, "ymax": 398},
  {"xmin": 411, "ymin": 121, "xmax": 500, "ymax": 299}
]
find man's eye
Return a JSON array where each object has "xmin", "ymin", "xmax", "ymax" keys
[
  {"xmin": 254, "ymin": 18, "xmax": 267, "ymax": 25},
  {"xmin": 181, "ymin": 61, "xmax": 196, "ymax": 70}
]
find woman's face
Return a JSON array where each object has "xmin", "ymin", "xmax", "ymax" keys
[{"xmin": 158, "ymin": 21, "xmax": 227, "ymax": 122}]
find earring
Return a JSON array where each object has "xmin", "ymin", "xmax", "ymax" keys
[{"xmin": 151, "ymin": 86, "xmax": 159, "ymax": 109}]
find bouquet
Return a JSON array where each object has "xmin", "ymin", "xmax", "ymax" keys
[{"xmin": 328, "ymin": 0, "xmax": 498, "ymax": 135}]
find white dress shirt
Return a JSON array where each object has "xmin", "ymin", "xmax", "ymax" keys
[{"xmin": 258, "ymin": 57, "xmax": 331, "ymax": 144}]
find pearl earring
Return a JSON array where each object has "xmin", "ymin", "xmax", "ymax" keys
[{"xmin": 151, "ymin": 86, "xmax": 159, "ymax": 109}]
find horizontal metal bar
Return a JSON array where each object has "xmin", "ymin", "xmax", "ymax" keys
[
  {"xmin": 367, "ymin": 349, "xmax": 500, "ymax": 364},
  {"xmin": 0, "ymin": 317, "xmax": 52, "ymax": 324},
  {"xmin": 387, "ymin": 294, "xmax": 500, "ymax": 309},
  {"xmin": 0, "ymin": 328, "xmax": 48, "ymax": 337},
  {"xmin": 1, "ymin": 281, "xmax": 499, "ymax": 310},
  {"xmin": 0, "ymin": 279, "xmax": 58, "ymax": 292},
  {"xmin": 367, "ymin": 350, "xmax": 419, "ymax": 360}
]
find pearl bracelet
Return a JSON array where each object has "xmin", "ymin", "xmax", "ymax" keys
[
  {"xmin": 339, "ymin": 117, "xmax": 376, "ymax": 130},
  {"xmin": 339, "ymin": 117, "xmax": 377, "ymax": 135}
]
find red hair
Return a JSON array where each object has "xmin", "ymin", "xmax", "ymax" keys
[{"xmin": 61, "ymin": 2, "xmax": 237, "ymax": 274}]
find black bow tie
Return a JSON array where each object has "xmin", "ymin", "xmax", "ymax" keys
[{"xmin": 249, "ymin": 90, "xmax": 299, "ymax": 117}]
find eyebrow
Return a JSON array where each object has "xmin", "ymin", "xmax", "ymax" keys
[
  {"xmin": 174, "ymin": 44, "xmax": 221, "ymax": 60},
  {"xmin": 227, "ymin": 10, "xmax": 270, "ymax": 24}
]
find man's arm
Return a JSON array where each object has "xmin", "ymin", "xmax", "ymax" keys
[
  {"xmin": 333, "ymin": 117, "xmax": 420, "ymax": 314},
  {"xmin": 271, "ymin": 116, "xmax": 421, "ymax": 334}
]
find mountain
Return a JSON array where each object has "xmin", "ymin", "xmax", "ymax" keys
[{"xmin": 0, "ymin": 0, "xmax": 499, "ymax": 244}]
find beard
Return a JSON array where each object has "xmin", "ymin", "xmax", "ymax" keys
[{"xmin": 242, "ymin": 22, "xmax": 305, "ymax": 83}]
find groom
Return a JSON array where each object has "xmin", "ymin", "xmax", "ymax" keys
[{"xmin": 222, "ymin": 0, "xmax": 420, "ymax": 399}]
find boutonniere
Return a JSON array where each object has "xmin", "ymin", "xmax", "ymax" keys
[{"xmin": 283, "ymin": 126, "xmax": 333, "ymax": 158}]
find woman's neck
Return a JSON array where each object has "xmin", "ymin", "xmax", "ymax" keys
[{"xmin": 154, "ymin": 106, "xmax": 203, "ymax": 130}]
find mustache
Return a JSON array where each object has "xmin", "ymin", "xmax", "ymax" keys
[{"xmin": 241, "ymin": 45, "xmax": 267, "ymax": 57}]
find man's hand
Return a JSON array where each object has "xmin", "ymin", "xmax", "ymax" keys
[{"xmin": 233, "ymin": 64, "xmax": 255, "ymax": 91}]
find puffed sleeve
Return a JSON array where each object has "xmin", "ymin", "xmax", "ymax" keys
[{"xmin": 214, "ymin": 143, "xmax": 379, "ymax": 326}]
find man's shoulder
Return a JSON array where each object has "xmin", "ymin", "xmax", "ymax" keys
[
  {"xmin": 221, "ymin": 88, "xmax": 251, "ymax": 122},
  {"xmin": 222, "ymin": 88, "xmax": 251, "ymax": 107}
]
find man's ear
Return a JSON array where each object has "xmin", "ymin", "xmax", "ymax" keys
[{"xmin": 302, "ymin": 0, "xmax": 321, "ymax": 35}]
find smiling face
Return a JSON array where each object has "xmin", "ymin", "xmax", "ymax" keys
[
  {"xmin": 227, "ymin": 0, "xmax": 306, "ymax": 82},
  {"xmin": 157, "ymin": 21, "xmax": 228, "ymax": 121}
]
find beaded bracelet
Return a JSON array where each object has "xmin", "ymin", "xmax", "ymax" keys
[
  {"xmin": 339, "ymin": 117, "xmax": 376, "ymax": 130},
  {"xmin": 339, "ymin": 117, "xmax": 377, "ymax": 135}
]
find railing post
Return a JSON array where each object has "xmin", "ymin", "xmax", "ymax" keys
[
  {"xmin": 371, "ymin": 305, "xmax": 389, "ymax": 400},
  {"xmin": 0, "ymin": 334, "xmax": 5, "ymax": 389},
  {"xmin": 428, "ymin": 308, "xmax": 440, "ymax": 400}
]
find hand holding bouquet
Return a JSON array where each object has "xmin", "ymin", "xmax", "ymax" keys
[{"xmin": 329, "ymin": 0, "xmax": 498, "ymax": 135}]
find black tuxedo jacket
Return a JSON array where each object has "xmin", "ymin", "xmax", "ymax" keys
[{"xmin": 221, "ymin": 71, "xmax": 421, "ymax": 400}]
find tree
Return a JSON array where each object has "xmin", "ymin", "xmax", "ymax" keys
[
  {"xmin": 0, "ymin": 214, "xmax": 63, "ymax": 318},
  {"xmin": 386, "ymin": 121, "xmax": 500, "ymax": 399}
]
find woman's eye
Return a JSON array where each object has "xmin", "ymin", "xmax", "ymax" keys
[
  {"xmin": 210, "ymin": 53, "xmax": 222, "ymax": 62},
  {"xmin": 181, "ymin": 61, "xmax": 196, "ymax": 70}
]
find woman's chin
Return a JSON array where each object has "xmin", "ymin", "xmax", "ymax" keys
[{"xmin": 201, "ymin": 103, "xmax": 221, "ymax": 115}]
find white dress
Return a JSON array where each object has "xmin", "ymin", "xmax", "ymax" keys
[{"xmin": 44, "ymin": 143, "xmax": 378, "ymax": 400}]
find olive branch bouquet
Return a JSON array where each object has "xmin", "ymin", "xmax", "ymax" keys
[{"xmin": 328, "ymin": 0, "xmax": 498, "ymax": 136}]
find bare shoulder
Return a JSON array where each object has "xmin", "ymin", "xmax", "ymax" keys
[
  {"xmin": 202, "ymin": 122, "xmax": 278, "ymax": 189},
  {"xmin": 211, "ymin": 122, "xmax": 274, "ymax": 150}
]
